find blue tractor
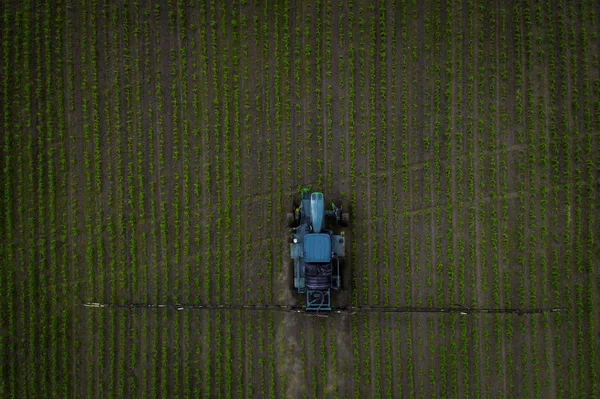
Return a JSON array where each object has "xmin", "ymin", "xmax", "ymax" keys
[{"xmin": 288, "ymin": 189, "xmax": 348, "ymax": 312}]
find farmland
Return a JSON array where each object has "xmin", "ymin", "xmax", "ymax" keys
[{"xmin": 1, "ymin": 0, "xmax": 599, "ymax": 397}]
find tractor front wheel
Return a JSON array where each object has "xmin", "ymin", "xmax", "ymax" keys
[
  {"xmin": 287, "ymin": 212, "xmax": 295, "ymax": 226},
  {"xmin": 341, "ymin": 212, "xmax": 349, "ymax": 226}
]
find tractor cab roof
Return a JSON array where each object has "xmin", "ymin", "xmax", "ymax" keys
[{"xmin": 303, "ymin": 233, "xmax": 331, "ymax": 263}]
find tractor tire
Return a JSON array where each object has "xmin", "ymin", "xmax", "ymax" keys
[
  {"xmin": 341, "ymin": 212, "xmax": 349, "ymax": 226},
  {"xmin": 286, "ymin": 212, "xmax": 295, "ymax": 227}
]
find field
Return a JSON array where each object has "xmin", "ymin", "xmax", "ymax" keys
[{"xmin": 1, "ymin": 0, "xmax": 600, "ymax": 397}]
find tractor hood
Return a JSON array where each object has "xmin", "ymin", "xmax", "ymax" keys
[{"xmin": 310, "ymin": 192, "xmax": 325, "ymax": 233}]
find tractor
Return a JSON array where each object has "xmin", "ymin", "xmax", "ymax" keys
[
  {"xmin": 288, "ymin": 189, "xmax": 348, "ymax": 312},
  {"xmin": 83, "ymin": 190, "xmax": 565, "ymax": 317}
]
